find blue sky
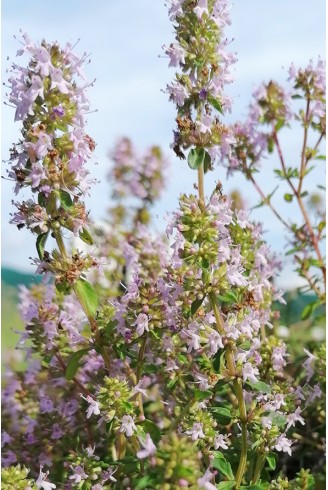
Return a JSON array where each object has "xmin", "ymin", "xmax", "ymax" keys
[{"xmin": 1, "ymin": 0, "xmax": 326, "ymax": 289}]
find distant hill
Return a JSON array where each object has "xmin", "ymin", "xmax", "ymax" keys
[{"xmin": 1, "ymin": 266, "xmax": 42, "ymax": 288}]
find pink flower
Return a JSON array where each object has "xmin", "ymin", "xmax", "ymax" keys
[
  {"xmin": 242, "ymin": 362, "xmax": 259, "ymax": 384},
  {"xmin": 34, "ymin": 46, "xmax": 52, "ymax": 77},
  {"xmin": 50, "ymin": 67, "xmax": 70, "ymax": 94},
  {"xmin": 286, "ymin": 407, "xmax": 305, "ymax": 430},
  {"xmin": 214, "ymin": 433, "xmax": 229, "ymax": 450},
  {"xmin": 163, "ymin": 43, "xmax": 185, "ymax": 67},
  {"xmin": 80, "ymin": 394, "xmax": 101, "ymax": 418},
  {"xmin": 194, "ymin": 0, "xmax": 209, "ymax": 19},
  {"xmin": 36, "ymin": 467, "xmax": 56, "ymax": 490},
  {"xmin": 197, "ymin": 114, "xmax": 212, "ymax": 134},
  {"xmin": 119, "ymin": 415, "xmax": 137, "ymax": 437},
  {"xmin": 69, "ymin": 465, "xmax": 88, "ymax": 484},
  {"xmin": 273, "ymin": 434, "xmax": 293, "ymax": 456},
  {"xmin": 208, "ymin": 331, "xmax": 224, "ymax": 355},
  {"xmin": 132, "ymin": 313, "xmax": 149, "ymax": 337},
  {"xmin": 198, "ymin": 469, "xmax": 217, "ymax": 490},
  {"xmin": 186, "ymin": 422, "xmax": 205, "ymax": 441},
  {"xmin": 131, "ymin": 379, "xmax": 148, "ymax": 398},
  {"xmin": 303, "ymin": 348, "xmax": 316, "ymax": 382},
  {"xmin": 137, "ymin": 433, "xmax": 156, "ymax": 459}
]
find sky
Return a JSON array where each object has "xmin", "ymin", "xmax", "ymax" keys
[{"xmin": 1, "ymin": 0, "xmax": 326, "ymax": 289}]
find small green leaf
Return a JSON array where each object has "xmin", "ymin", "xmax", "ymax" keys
[
  {"xmin": 275, "ymin": 119, "xmax": 285, "ymax": 131},
  {"xmin": 122, "ymin": 401, "xmax": 134, "ymax": 411},
  {"xmin": 318, "ymin": 220, "xmax": 326, "ymax": 232},
  {"xmin": 36, "ymin": 232, "xmax": 49, "ymax": 260},
  {"xmin": 267, "ymin": 137, "xmax": 274, "ymax": 153},
  {"xmin": 212, "ymin": 350, "xmax": 224, "ymax": 373},
  {"xmin": 218, "ymin": 291, "xmax": 238, "ymax": 303},
  {"xmin": 266, "ymin": 453, "xmax": 276, "ymax": 470},
  {"xmin": 210, "ymin": 407, "xmax": 232, "ymax": 425},
  {"xmin": 248, "ymin": 381, "xmax": 271, "ymax": 394},
  {"xmin": 284, "ymin": 193, "xmax": 293, "ymax": 202},
  {"xmin": 200, "ymin": 257, "xmax": 210, "ymax": 269},
  {"xmin": 139, "ymin": 419, "xmax": 161, "ymax": 443},
  {"xmin": 65, "ymin": 348, "xmax": 91, "ymax": 380},
  {"xmin": 74, "ymin": 279, "xmax": 98, "ymax": 319},
  {"xmin": 188, "ymin": 147, "xmax": 206, "ymax": 170},
  {"xmin": 240, "ymin": 483, "xmax": 270, "ymax": 489},
  {"xmin": 38, "ymin": 192, "xmax": 47, "ymax": 207},
  {"xmin": 167, "ymin": 377, "xmax": 178, "ymax": 389},
  {"xmin": 194, "ymin": 389, "xmax": 213, "ymax": 401},
  {"xmin": 208, "ymin": 96, "xmax": 224, "ymax": 114},
  {"xmin": 273, "ymin": 169, "xmax": 284, "ymax": 178},
  {"xmin": 56, "ymin": 189, "xmax": 74, "ymax": 210},
  {"xmin": 269, "ymin": 412, "xmax": 287, "ymax": 427},
  {"xmin": 217, "ymin": 482, "xmax": 236, "ymax": 489},
  {"xmin": 301, "ymin": 302, "xmax": 315, "ymax": 320},
  {"xmin": 252, "ymin": 439, "xmax": 263, "ymax": 450},
  {"xmin": 191, "ymin": 297, "xmax": 205, "ymax": 316},
  {"xmin": 79, "ymin": 227, "xmax": 94, "ymax": 245},
  {"xmin": 212, "ymin": 452, "xmax": 234, "ymax": 480},
  {"xmin": 135, "ymin": 476, "xmax": 155, "ymax": 489},
  {"xmin": 55, "ymin": 281, "xmax": 71, "ymax": 294},
  {"xmin": 203, "ymin": 150, "xmax": 212, "ymax": 173}
]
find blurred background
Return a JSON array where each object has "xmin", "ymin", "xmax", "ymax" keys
[{"xmin": 1, "ymin": 0, "xmax": 326, "ymax": 359}]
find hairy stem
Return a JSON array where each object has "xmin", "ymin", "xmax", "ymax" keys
[{"xmin": 273, "ymin": 130, "xmax": 326, "ymax": 290}]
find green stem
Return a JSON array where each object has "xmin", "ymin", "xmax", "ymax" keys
[
  {"xmin": 209, "ymin": 292, "xmax": 235, "ymax": 375},
  {"xmin": 209, "ymin": 293, "xmax": 248, "ymax": 488},
  {"xmin": 137, "ymin": 337, "xmax": 147, "ymax": 381},
  {"xmin": 252, "ymin": 451, "xmax": 266, "ymax": 484},
  {"xmin": 198, "ymin": 163, "xmax": 205, "ymax": 203},
  {"xmin": 136, "ymin": 336, "xmax": 147, "ymax": 419},
  {"xmin": 170, "ymin": 397, "xmax": 196, "ymax": 431},
  {"xmin": 54, "ymin": 231, "xmax": 67, "ymax": 258}
]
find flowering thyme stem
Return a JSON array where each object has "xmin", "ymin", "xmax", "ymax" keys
[
  {"xmin": 209, "ymin": 292, "xmax": 248, "ymax": 488},
  {"xmin": 54, "ymin": 229, "xmax": 111, "ymax": 370}
]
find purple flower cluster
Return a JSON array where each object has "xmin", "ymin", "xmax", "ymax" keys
[
  {"xmin": 7, "ymin": 33, "xmax": 96, "ymax": 198},
  {"xmin": 108, "ymin": 137, "xmax": 169, "ymax": 203},
  {"xmin": 163, "ymin": 0, "xmax": 237, "ymax": 163}
]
